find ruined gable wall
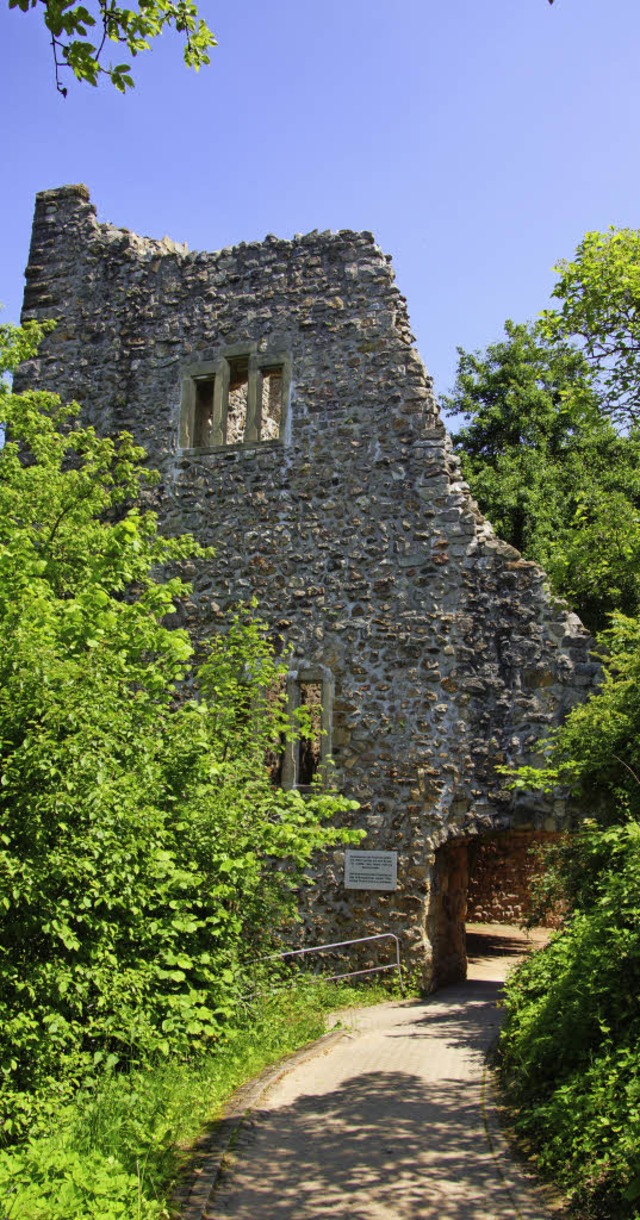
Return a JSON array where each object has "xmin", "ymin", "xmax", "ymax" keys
[{"xmin": 18, "ymin": 186, "xmax": 598, "ymax": 983}]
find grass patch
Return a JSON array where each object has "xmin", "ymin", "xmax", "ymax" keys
[{"xmin": 0, "ymin": 976, "xmax": 399, "ymax": 1219}]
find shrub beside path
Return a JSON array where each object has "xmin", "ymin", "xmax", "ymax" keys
[{"xmin": 188, "ymin": 927, "xmax": 562, "ymax": 1219}]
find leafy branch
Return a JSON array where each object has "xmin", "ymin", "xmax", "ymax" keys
[{"xmin": 7, "ymin": 0, "xmax": 217, "ymax": 94}]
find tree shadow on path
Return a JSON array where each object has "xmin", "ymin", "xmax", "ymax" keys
[
  {"xmin": 208, "ymin": 1067, "xmax": 538, "ymax": 1218},
  {"xmin": 204, "ymin": 934, "xmax": 550, "ymax": 1219},
  {"xmin": 383, "ymin": 980, "xmax": 504, "ymax": 1060}
]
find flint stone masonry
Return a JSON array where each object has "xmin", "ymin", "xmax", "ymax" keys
[
  {"xmin": 466, "ymin": 830, "xmax": 564, "ymax": 929},
  {"xmin": 17, "ymin": 185, "xmax": 599, "ymax": 988}
]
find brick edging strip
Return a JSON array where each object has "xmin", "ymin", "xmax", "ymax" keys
[{"xmin": 481, "ymin": 1064, "xmax": 568, "ymax": 1217}]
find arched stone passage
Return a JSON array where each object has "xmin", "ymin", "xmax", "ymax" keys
[{"xmin": 428, "ymin": 829, "xmax": 563, "ymax": 989}]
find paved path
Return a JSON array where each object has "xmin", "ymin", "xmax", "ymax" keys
[{"xmin": 204, "ymin": 926, "xmax": 556, "ymax": 1220}]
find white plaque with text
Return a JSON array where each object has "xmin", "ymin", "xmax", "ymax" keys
[{"xmin": 344, "ymin": 850, "xmax": 398, "ymax": 891}]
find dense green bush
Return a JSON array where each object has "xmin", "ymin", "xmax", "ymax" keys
[
  {"xmin": 0, "ymin": 321, "xmax": 360, "ymax": 1146},
  {"xmin": 500, "ymin": 822, "xmax": 640, "ymax": 1217},
  {"xmin": 0, "ymin": 979, "xmax": 395, "ymax": 1219}
]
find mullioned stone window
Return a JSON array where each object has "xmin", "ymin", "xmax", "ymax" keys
[
  {"xmin": 281, "ymin": 667, "xmax": 334, "ymax": 791},
  {"xmin": 179, "ymin": 344, "xmax": 291, "ymax": 450}
]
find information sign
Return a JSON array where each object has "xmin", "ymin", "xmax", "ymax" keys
[{"xmin": 344, "ymin": 849, "xmax": 398, "ymax": 891}]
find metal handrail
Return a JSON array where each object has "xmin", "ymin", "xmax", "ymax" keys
[{"xmin": 257, "ymin": 932, "xmax": 405, "ymax": 998}]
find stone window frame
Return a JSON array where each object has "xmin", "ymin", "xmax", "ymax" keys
[
  {"xmin": 179, "ymin": 341, "xmax": 291, "ymax": 452},
  {"xmin": 282, "ymin": 666, "xmax": 334, "ymax": 791}
]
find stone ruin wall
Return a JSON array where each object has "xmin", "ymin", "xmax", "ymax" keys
[
  {"xmin": 17, "ymin": 185, "xmax": 599, "ymax": 986},
  {"xmin": 466, "ymin": 831, "xmax": 564, "ymax": 928}
]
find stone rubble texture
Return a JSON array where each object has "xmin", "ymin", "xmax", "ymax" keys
[
  {"xmin": 466, "ymin": 830, "xmax": 564, "ymax": 929},
  {"xmin": 16, "ymin": 184, "xmax": 599, "ymax": 986}
]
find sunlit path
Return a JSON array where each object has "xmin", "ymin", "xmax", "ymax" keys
[{"xmin": 202, "ymin": 927, "xmax": 554, "ymax": 1220}]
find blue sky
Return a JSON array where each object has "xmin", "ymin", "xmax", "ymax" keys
[{"xmin": 2, "ymin": 0, "xmax": 640, "ymax": 411}]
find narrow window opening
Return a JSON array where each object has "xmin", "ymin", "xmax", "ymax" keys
[
  {"xmin": 298, "ymin": 681, "xmax": 323, "ymax": 787},
  {"xmin": 193, "ymin": 378, "xmax": 214, "ymax": 447},
  {"xmin": 281, "ymin": 668, "xmax": 333, "ymax": 791},
  {"xmin": 267, "ymin": 742, "xmax": 285, "ymax": 787},
  {"xmin": 265, "ymin": 675, "xmax": 287, "ymax": 787},
  {"xmin": 226, "ymin": 356, "xmax": 250, "ymax": 443},
  {"xmin": 260, "ymin": 366, "xmax": 283, "ymax": 440}
]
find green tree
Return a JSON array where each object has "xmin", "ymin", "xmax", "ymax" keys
[
  {"xmin": 445, "ymin": 320, "xmax": 640, "ymax": 634},
  {"xmin": 0, "ymin": 321, "xmax": 359, "ymax": 1139},
  {"xmin": 541, "ymin": 228, "xmax": 640, "ymax": 430},
  {"xmin": 8, "ymin": 0, "xmax": 216, "ymax": 93},
  {"xmin": 473, "ymin": 226, "xmax": 640, "ymax": 1218}
]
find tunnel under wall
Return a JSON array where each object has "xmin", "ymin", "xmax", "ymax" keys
[{"xmin": 428, "ymin": 829, "xmax": 563, "ymax": 988}]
